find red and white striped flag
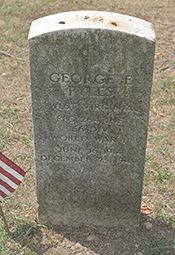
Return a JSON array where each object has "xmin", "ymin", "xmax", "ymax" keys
[{"xmin": 0, "ymin": 152, "xmax": 26, "ymax": 202}]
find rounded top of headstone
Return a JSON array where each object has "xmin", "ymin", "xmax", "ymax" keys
[{"xmin": 28, "ymin": 11, "xmax": 155, "ymax": 41}]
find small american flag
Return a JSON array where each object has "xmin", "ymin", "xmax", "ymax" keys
[{"xmin": 0, "ymin": 152, "xmax": 26, "ymax": 202}]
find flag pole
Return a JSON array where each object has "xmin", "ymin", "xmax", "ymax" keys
[{"xmin": 0, "ymin": 202, "xmax": 11, "ymax": 235}]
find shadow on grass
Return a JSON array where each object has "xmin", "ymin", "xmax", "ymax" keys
[
  {"xmin": 49, "ymin": 213, "xmax": 175, "ymax": 255},
  {"xmin": 12, "ymin": 221, "xmax": 51, "ymax": 255},
  {"xmin": 11, "ymin": 214, "xmax": 175, "ymax": 255}
]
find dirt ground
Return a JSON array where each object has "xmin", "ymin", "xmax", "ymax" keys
[
  {"xmin": 28, "ymin": 217, "xmax": 175, "ymax": 255},
  {"xmin": 0, "ymin": 0, "xmax": 175, "ymax": 254}
]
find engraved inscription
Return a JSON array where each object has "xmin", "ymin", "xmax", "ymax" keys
[
  {"xmin": 53, "ymin": 134, "xmax": 88, "ymax": 142},
  {"xmin": 40, "ymin": 154, "xmax": 111, "ymax": 165},
  {"xmin": 41, "ymin": 154, "xmax": 91, "ymax": 163},
  {"xmin": 57, "ymin": 116, "xmax": 100, "ymax": 124},
  {"xmin": 71, "ymin": 124, "xmax": 108, "ymax": 133},
  {"xmin": 125, "ymin": 75, "xmax": 133, "ymax": 85},
  {"xmin": 42, "ymin": 70, "xmax": 127, "ymax": 163},
  {"xmin": 50, "ymin": 102, "xmax": 123, "ymax": 112},
  {"xmin": 82, "ymin": 103, "xmax": 121, "ymax": 112},
  {"xmin": 68, "ymin": 86, "xmax": 115, "ymax": 97},
  {"xmin": 50, "ymin": 72, "xmax": 115, "ymax": 84},
  {"xmin": 38, "ymin": 69, "xmax": 142, "ymax": 166}
]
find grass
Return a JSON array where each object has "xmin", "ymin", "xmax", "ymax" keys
[
  {"xmin": 155, "ymin": 202, "xmax": 175, "ymax": 228},
  {"xmin": 159, "ymin": 80, "xmax": 175, "ymax": 105},
  {"xmin": 0, "ymin": 0, "xmax": 175, "ymax": 254},
  {"xmin": 147, "ymin": 134, "xmax": 162, "ymax": 141},
  {"xmin": 160, "ymin": 81, "xmax": 173, "ymax": 92},
  {"xmin": 145, "ymin": 156, "xmax": 160, "ymax": 168},
  {"xmin": 0, "ymin": 134, "xmax": 9, "ymax": 147},
  {"xmin": 2, "ymin": 106, "xmax": 16, "ymax": 116},
  {"xmin": 16, "ymin": 151, "xmax": 29, "ymax": 161},
  {"xmin": 0, "ymin": 214, "xmax": 44, "ymax": 255},
  {"xmin": 152, "ymin": 168, "xmax": 172, "ymax": 183}
]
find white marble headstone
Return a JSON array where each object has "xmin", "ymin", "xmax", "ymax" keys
[{"xmin": 29, "ymin": 11, "xmax": 155, "ymax": 227}]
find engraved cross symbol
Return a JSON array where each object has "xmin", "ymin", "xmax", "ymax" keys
[
  {"xmin": 82, "ymin": 44, "xmax": 102, "ymax": 66},
  {"xmin": 125, "ymin": 75, "xmax": 133, "ymax": 97}
]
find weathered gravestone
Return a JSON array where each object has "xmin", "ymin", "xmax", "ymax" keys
[{"xmin": 28, "ymin": 11, "xmax": 155, "ymax": 227}]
